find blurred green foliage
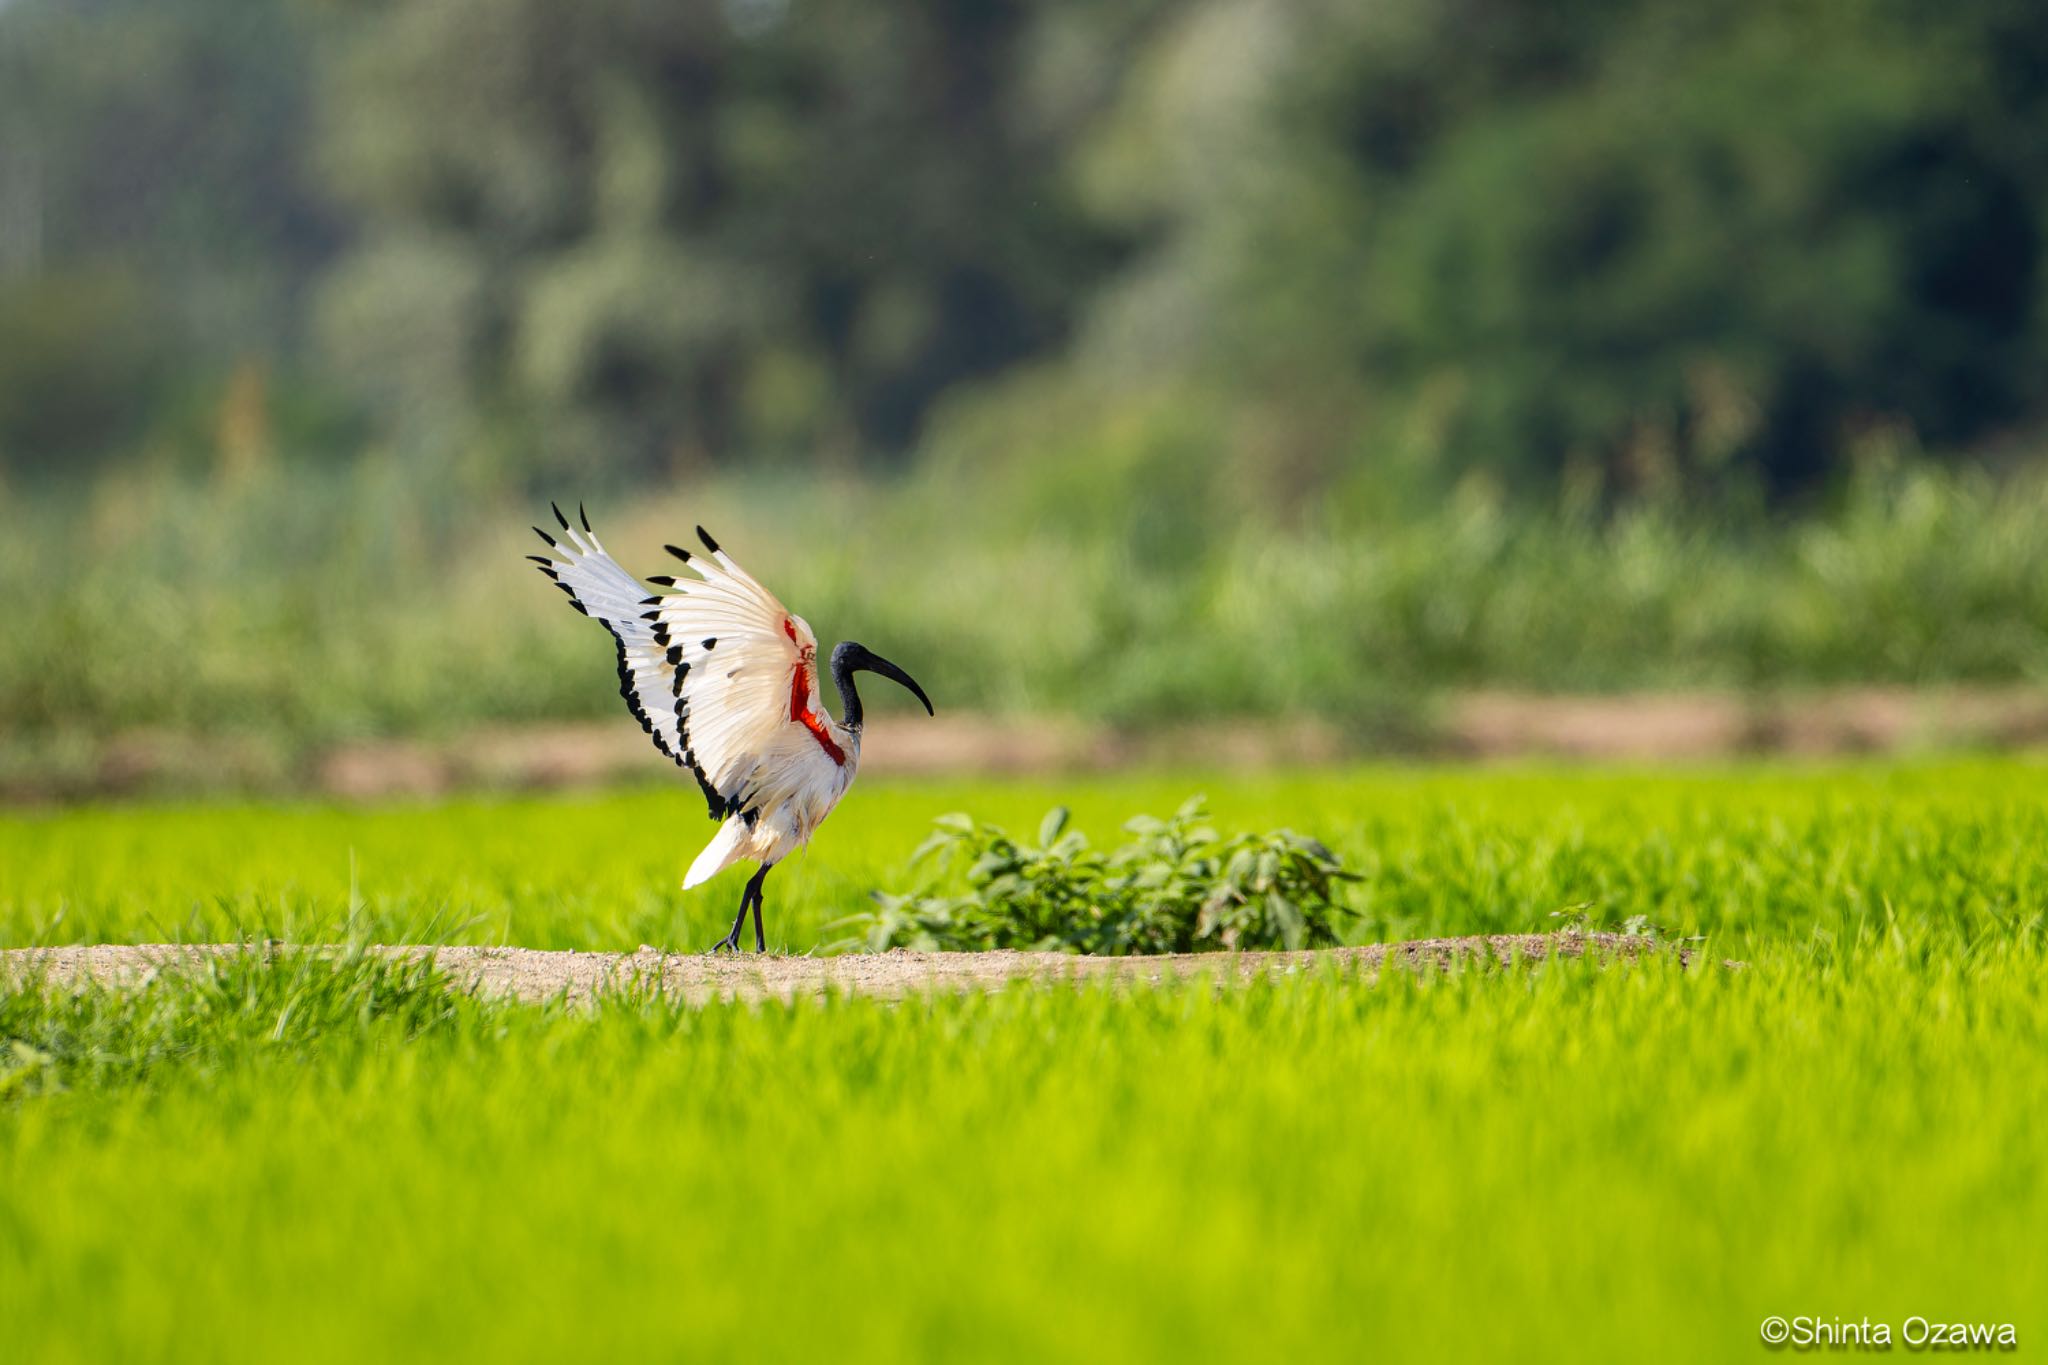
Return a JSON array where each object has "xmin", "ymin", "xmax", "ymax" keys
[
  {"xmin": 6, "ymin": 453, "xmax": 2048, "ymax": 755},
  {"xmin": 3, "ymin": 0, "xmax": 2047, "ymax": 489},
  {"xmin": 5, "ymin": 0, "xmax": 2048, "ymax": 748}
]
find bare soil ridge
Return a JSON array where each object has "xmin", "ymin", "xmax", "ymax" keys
[
  {"xmin": 3, "ymin": 932, "xmax": 1709, "ymax": 1005},
  {"xmin": 14, "ymin": 685, "xmax": 2048, "ymax": 803}
]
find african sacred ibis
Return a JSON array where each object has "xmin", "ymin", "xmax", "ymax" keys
[{"xmin": 529, "ymin": 503, "xmax": 933, "ymax": 952}]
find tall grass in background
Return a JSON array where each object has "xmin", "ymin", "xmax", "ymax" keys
[{"xmin": 5, "ymin": 451, "xmax": 2048, "ymax": 763}]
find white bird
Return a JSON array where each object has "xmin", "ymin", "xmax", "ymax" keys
[{"xmin": 529, "ymin": 502, "xmax": 933, "ymax": 952}]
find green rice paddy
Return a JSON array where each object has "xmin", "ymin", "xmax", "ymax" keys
[{"xmin": 4, "ymin": 760, "xmax": 2045, "ymax": 1361}]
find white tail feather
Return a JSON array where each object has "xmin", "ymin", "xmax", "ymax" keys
[{"xmin": 685, "ymin": 820, "xmax": 749, "ymax": 888}]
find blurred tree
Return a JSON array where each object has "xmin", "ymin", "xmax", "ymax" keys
[
  {"xmin": 1356, "ymin": 0, "xmax": 2043, "ymax": 493},
  {"xmin": 5, "ymin": 0, "xmax": 2048, "ymax": 502},
  {"xmin": 0, "ymin": 0, "xmax": 339, "ymax": 471},
  {"xmin": 312, "ymin": 0, "xmax": 1164, "ymax": 475},
  {"xmin": 1058, "ymin": 0, "xmax": 2048, "ymax": 499},
  {"xmin": 0, "ymin": 267, "xmax": 169, "ymax": 462}
]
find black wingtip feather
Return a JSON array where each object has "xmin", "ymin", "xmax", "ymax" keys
[
  {"xmin": 640, "ymin": 596, "xmax": 661, "ymax": 607},
  {"xmin": 595, "ymin": 619, "xmax": 682, "ymax": 767},
  {"xmin": 648, "ymin": 575, "xmax": 676, "ymax": 587},
  {"xmin": 579, "ymin": 501, "xmax": 591, "ymax": 532},
  {"xmin": 526, "ymin": 555, "xmax": 553, "ymax": 565},
  {"xmin": 533, "ymin": 526, "xmax": 556, "ymax": 547},
  {"xmin": 696, "ymin": 525, "xmax": 720, "ymax": 554},
  {"xmin": 665, "ymin": 544, "xmax": 691, "ymax": 564},
  {"xmin": 551, "ymin": 502, "xmax": 570, "ymax": 531},
  {"xmin": 669, "ymin": 664, "xmax": 728, "ymax": 820}
]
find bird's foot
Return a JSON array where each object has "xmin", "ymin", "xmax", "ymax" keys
[{"xmin": 707, "ymin": 934, "xmax": 744, "ymax": 955}]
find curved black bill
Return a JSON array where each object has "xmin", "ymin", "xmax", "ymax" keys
[{"xmin": 843, "ymin": 644, "xmax": 934, "ymax": 716}]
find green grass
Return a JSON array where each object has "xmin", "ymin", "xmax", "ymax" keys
[
  {"xmin": 5, "ymin": 761, "xmax": 2047, "ymax": 1361},
  {"xmin": 6, "ymin": 760, "xmax": 2048, "ymax": 955}
]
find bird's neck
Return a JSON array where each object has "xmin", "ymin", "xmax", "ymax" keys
[{"xmin": 830, "ymin": 649, "xmax": 864, "ymax": 732}]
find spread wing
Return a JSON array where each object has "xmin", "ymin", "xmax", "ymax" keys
[
  {"xmin": 529, "ymin": 504, "xmax": 688, "ymax": 770},
  {"xmin": 531, "ymin": 506, "xmax": 841, "ymax": 824}
]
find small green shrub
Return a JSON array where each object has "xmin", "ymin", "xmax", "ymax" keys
[{"xmin": 848, "ymin": 798, "xmax": 1359, "ymax": 955}]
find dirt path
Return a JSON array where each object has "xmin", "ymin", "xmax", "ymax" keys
[
  {"xmin": 17, "ymin": 685, "xmax": 2048, "ymax": 803},
  {"xmin": 3, "ymin": 932, "xmax": 1707, "ymax": 1006},
  {"xmin": 271, "ymin": 686, "xmax": 2048, "ymax": 794}
]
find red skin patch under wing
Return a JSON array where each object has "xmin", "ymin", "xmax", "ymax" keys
[{"xmin": 789, "ymin": 660, "xmax": 846, "ymax": 765}]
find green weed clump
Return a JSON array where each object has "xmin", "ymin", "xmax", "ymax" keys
[{"xmin": 850, "ymin": 798, "xmax": 1357, "ymax": 954}]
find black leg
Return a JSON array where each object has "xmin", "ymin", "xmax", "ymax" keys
[
  {"xmin": 712, "ymin": 874, "xmax": 756, "ymax": 953},
  {"xmin": 747, "ymin": 864, "xmax": 771, "ymax": 953}
]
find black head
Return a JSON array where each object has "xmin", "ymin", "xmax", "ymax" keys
[{"xmin": 829, "ymin": 642, "xmax": 934, "ymax": 729}]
